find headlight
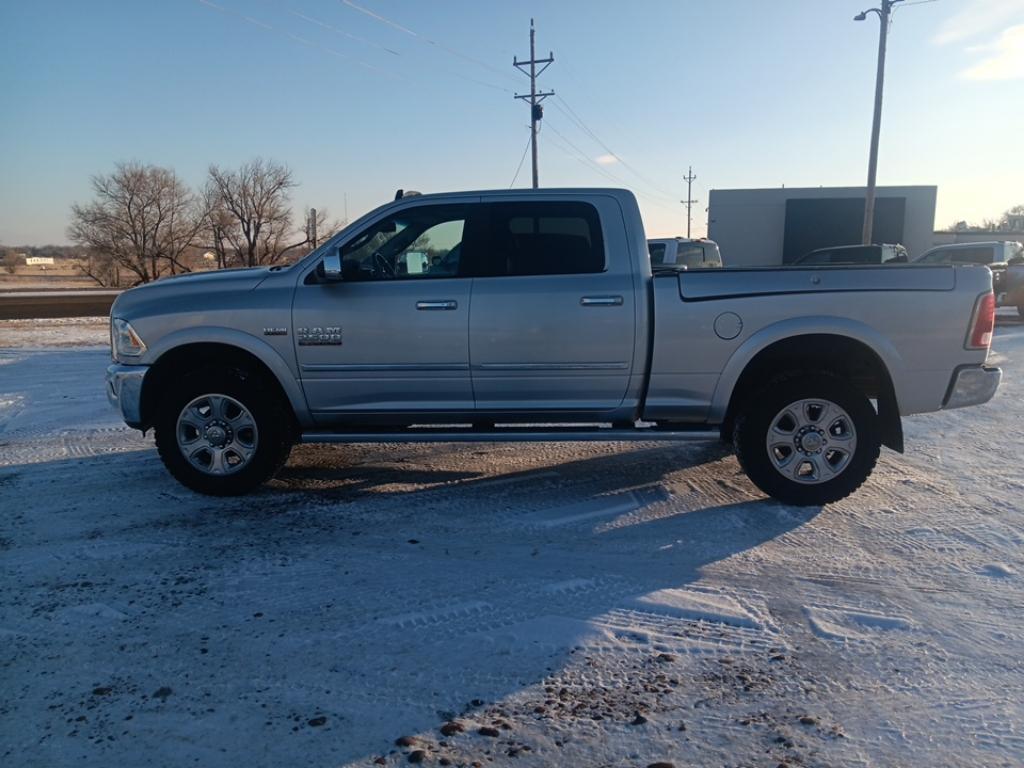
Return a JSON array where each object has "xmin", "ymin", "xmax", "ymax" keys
[{"xmin": 111, "ymin": 318, "xmax": 147, "ymax": 359}]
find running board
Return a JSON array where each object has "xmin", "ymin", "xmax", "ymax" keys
[{"xmin": 300, "ymin": 426, "xmax": 721, "ymax": 444}]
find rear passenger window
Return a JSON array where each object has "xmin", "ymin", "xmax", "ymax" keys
[{"xmin": 475, "ymin": 202, "xmax": 605, "ymax": 276}]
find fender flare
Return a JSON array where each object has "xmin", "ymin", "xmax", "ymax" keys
[
  {"xmin": 708, "ymin": 315, "xmax": 906, "ymax": 422},
  {"xmin": 144, "ymin": 326, "xmax": 312, "ymax": 428}
]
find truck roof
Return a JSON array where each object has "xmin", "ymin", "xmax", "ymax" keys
[{"xmin": 391, "ymin": 187, "xmax": 633, "ymax": 201}]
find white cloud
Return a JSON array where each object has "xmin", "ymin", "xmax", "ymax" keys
[
  {"xmin": 933, "ymin": 0, "xmax": 1024, "ymax": 45},
  {"xmin": 960, "ymin": 23, "xmax": 1024, "ymax": 80},
  {"xmin": 595, "ymin": 154, "xmax": 619, "ymax": 165}
]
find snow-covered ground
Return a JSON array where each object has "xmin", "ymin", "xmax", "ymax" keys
[
  {"xmin": 1, "ymin": 315, "xmax": 1022, "ymax": 768},
  {"xmin": 0, "ymin": 317, "xmax": 109, "ymax": 349}
]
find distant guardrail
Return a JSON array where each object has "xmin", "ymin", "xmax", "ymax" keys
[{"xmin": 0, "ymin": 290, "xmax": 121, "ymax": 320}]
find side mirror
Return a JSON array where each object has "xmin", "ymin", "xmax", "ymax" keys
[{"xmin": 321, "ymin": 252, "xmax": 343, "ymax": 282}]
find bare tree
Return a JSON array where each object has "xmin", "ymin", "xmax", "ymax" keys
[
  {"xmin": 2, "ymin": 248, "xmax": 19, "ymax": 275},
  {"xmin": 77, "ymin": 249, "xmax": 120, "ymax": 287},
  {"xmin": 205, "ymin": 159, "xmax": 318, "ymax": 267},
  {"xmin": 68, "ymin": 162, "xmax": 209, "ymax": 285},
  {"xmin": 1000, "ymin": 204, "xmax": 1024, "ymax": 231}
]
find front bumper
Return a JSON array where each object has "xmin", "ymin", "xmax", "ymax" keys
[
  {"xmin": 942, "ymin": 365, "xmax": 1002, "ymax": 410},
  {"xmin": 105, "ymin": 363, "xmax": 148, "ymax": 428}
]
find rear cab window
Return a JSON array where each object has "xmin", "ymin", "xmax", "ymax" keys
[
  {"xmin": 471, "ymin": 201, "xmax": 606, "ymax": 277},
  {"xmin": 702, "ymin": 242, "xmax": 723, "ymax": 267},
  {"xmin": 678, "ymin": 244, "xmax": 705, "ymax": 268}
]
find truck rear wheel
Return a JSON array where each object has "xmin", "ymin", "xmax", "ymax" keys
[
  {"xmin": 154, "ymin": 366, "xmax": 293, "ymax": 496},
  {"xmin": 732, "ymin": 372, "xmax": 880, "ymax": 506}
]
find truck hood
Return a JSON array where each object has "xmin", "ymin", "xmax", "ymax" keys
[
  {"xmin": 111, "ymin": 267, "xmax": 275, "ymax": 320},
  {"xmin": 131, "ymin": 266, "xmax": 273, "ymax": 289}
]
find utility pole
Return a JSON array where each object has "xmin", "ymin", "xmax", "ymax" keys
[
  {"xmin": 681, "ymin": 166, "xmax": 697, "ymax": 239},
  {"xmin": 514, "ymin": 19, "xmax": 554, "ymax": 189},
  {"xmin": 856, "ymin": 0, "xmax": 903, "ymax": 245}
]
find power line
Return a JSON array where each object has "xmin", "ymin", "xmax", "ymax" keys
[
  {"xmin": 340, "ymin": 0, "xmax": 517, "ymax": 83},
  {"xmin": 509, "ymin": 130, "xmax": 533, "ymax": 188},
  {"xmin": 289, "ymin": 5, "xmax": 511, "ymax": 93},
  {"xmin": 548, "ymin": 99, "xmax": 678, "ymax": 206},
  {"xmin": 195, "ymin": 0, "xmax": 513, "ymax": 96},
  {"xmin": 544, "ymin": 121, "xmax": 677, "ymax": 213},
  {"xmin": 550, "ymin": 94, "xmax": 678, "ymax": 201},
  {"xmin": 288, "ymin": 8, "xmax": 402, "ymax": 56},
  {"xmin": 194, "ymin": 0, "xmax": 402, "ymax": 78},
  {"xmin": 327, "ymin": 4, "xmax": 677, "ymax": 197}
]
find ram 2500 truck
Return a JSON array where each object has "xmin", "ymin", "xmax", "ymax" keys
[{"xmin": 105, "ymin": 189, "xmax": 1001, "ymax": 505}]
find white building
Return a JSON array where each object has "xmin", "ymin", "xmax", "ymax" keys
[{"xmin": 708, "ymin": 185, "xmax": 938, "ymax": 266}]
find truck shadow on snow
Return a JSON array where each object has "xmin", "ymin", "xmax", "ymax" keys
[{"xmin": 1, "ymin": 439, "xmax": 823, "ymax": 765}]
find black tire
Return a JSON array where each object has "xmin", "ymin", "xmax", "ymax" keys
[
  {"xmin": 155, "ymin": 366, "xmax": 294, "ymax": 496},
  {"xmin": 732, "ymin": 372, "xmax": 881, "ymax": 506}
]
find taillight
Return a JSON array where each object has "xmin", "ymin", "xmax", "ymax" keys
[{"xmin": 967, "ymin": 292, "xmax": 995, "ymax": 350}]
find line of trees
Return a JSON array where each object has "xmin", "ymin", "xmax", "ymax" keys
[
  {"xmin": 946, "ymin": 204, "xmax": 1024, "ymax": 234},
  {"xmin": 67, "ymin": 158, "xmax": 336, "ymax": 287}
]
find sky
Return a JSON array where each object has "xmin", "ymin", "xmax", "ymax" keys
[{"xmin": 1, "ymin": 0, "xmax": 1022, "ymax": 245}]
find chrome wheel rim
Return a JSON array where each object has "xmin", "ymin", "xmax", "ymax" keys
[
  {"xmin": 766, "ymin": 398, "xmax": 857, "ymax": 485},
  {"xmin": 176, "ymin": 394, "xmax": 258, "ymax": 476}
]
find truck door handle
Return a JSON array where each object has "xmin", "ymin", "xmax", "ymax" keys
[
  {"xmin": 416, "ymin": 300, "xmax": 458, "ymax": 310},
  {"xmin": 580, "ymin": 295, "xmax": 624, "ymax": 307}
]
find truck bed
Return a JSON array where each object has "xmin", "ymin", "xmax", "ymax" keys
[{"xmin": 644, "ymin": 264, "xmax": 993, "ymax": 423}]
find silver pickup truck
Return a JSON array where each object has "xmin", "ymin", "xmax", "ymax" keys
[{"xmin": 105, "ymin": 188, "xmax": 1001, "ymax": 505}]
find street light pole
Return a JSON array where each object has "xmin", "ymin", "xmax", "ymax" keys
[{"xmin": 856, "ymin": 0, "xmax": 902, "ymax": 245}]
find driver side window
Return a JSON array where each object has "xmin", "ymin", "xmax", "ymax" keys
[{"xmin": 340, "ymin": 205, "xmax": 467, "ymax": 280}]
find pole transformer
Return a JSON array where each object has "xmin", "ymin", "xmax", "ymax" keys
[{"xmin": 514, "ymin": 19, "xmax": 554, "ymax": 189}]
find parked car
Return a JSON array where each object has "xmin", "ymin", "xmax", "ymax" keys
[
  {"xmin": 915, "ymin": 242, "xmax": 1024, "ymax": 317},
  {"xmin": 914, "ymin": 241, "xmax": 1023, "ymax": 266},
  {"xmin": 993, "ymin": 253, "xmax": 1024, "ymax": 319},
  {"xmin": 921, "ymin": 240, "xmax": 1024, "ymax": 315},
  {"xmin": 792, "ymin": 243, "xmax": 909, "ymax": 266},
  {"xmin": 105, "ymin": 188, "xmax": 1000, "ymax": 506},
  {"xmin": 648, "ymin": 237, "xmax": 723, "ymax": 269}
]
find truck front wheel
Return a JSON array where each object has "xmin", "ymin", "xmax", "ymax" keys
[
  {"xmin": 732, "ymin": 373, "xmax": 881, "ymax": 506},
  {"xmin": 154, "ymin": 366, "xmax": 293, "ymax": 496}
]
